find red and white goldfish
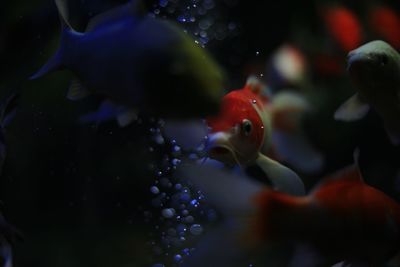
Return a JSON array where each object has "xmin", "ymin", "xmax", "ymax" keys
[
  {"xmin": 205, "ymin": 77, "xmax": 306, "ymax": 196},
  {"xmin": 205, "ymin": 77, "xmax": 323, "ymax": 185},
  {"xmin": 179, "ymin": 164, "xmax": 400, "ymax": 266},
  {"xmin": 31, "ymin": 0, "xmax": 225, "ymax": 126}
]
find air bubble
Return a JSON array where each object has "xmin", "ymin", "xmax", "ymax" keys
[
  {"xmin": 190, "ymin": 224, "xmax": 203, "ymax": 235},
  {"xmin": 162, "ymin": 208, "xmax": 175, "ymax": 218}
]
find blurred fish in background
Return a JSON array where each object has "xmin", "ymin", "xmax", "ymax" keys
[{"xmin": 335, "ymin": 40, "xmax": 400, "ymax": 204}]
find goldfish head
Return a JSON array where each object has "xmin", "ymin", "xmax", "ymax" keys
[{"xmin": 206, "ymin": 77, "xmax": 271, "ymax": 166}]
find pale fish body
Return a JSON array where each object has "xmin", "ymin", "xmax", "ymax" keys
[{"xmin": 335, "ymin": 40, "xmax": 400, "ymax": 144}]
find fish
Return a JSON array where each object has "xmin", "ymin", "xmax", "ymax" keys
[
  {"xmin": 205, "ymin": 76, "xmax": 305, "ymax": 196},
  {"xmin": 31, "ymin": 0, "xmax": 225, "ymax": 126},
  {"xmin": 178, "ymin": 163, "xmax": 400, "ymax": 266},
  {"xmin": 322, "ymin": 5, "xmax": 363, "ymax": 52},
  {"xmin": 334, "ymin": 40, "xmax": 400, "ymax": 145},
  {"xmin": 266, "ymin": 44, "xmax": 307, "ymax": 90},
  {"xmin": 370, "ymin": 6, "xmax": 400, "ymax": 49},
  {"xmin": 205, "ymin": 77, "xmax": 324, "ymax": 193}
]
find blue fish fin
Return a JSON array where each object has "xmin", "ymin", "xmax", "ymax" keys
[
  {"xmin": 0, "ymin": 94, "xmax": 18, "ymax": 128},
  {"xmin": 30, "ymin": 1, "xmax": 81, "ymax": 80},
  {"xmin": 30, "ymin": 49, "xmax": 64, "ymax": 80},
  {"xmin": 86, "ymin": 0, "xmax": 145, "ymax": 32},
  {"xmin": 79, "ymin": 101, "xmax": 137, "ymax": 127},
  {"xmin": 334, "ymin": 94, "xmax": 370, "ymax": 121},
  {"xmin": 67, "ymin": 78, "xmax": 90, "ymax": 101},
  {"xmin": 79, "ymin": 101, "xmax": 118, "ymax": 124}
]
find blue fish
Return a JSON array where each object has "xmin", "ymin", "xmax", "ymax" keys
[{"xmin": 31, "ymin": 0, "xmax": 225, "ymax": 126}]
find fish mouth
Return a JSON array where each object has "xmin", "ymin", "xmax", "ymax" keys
[{"xmin": 206, "ymin": 132, "xmax": 239, "ymax": 166}]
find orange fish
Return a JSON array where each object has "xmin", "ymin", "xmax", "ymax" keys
[
  {"xmin": 206, "ymin": 77, "xmax": 323, "ymax": 180},
  {"xmin": 323, "ymin": 5, "xmax": 363, "ymax": 52},
  {"xmin": 179, "ymin": 164, "xmax": 400, "ymax": 266},
  {"xmin": 370, "ymin": 6, "xmax": 400, "ymax": 49},
  {"xmin": 205, "ymin": 77, "xmax": 307, "ymax": 195}
]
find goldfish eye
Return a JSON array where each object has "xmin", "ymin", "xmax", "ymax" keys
[{"xmin": 241, "ymin": 119, "xmax": 253, "ymax": 136}]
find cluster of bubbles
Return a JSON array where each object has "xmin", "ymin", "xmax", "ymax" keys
[
  {"xmin": 144, "ymin": 119, "xmax": 218, "ymax": 267},
  {"xmin": 150, "ymin": 0, "xmax": 239, "ymax": 47}
]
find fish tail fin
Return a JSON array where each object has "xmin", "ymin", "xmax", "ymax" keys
[
  {"xmin": 269, "ymin": 91, "xmax": 324, "ymax": 174},
  {"xmin": 177, "ymin": 164, "xmax": 273, "ymax": 266},
  {"xmin": 177, "ymin": 164, "xmax": 305, "ymax": 266},
  {"xmin": 79, "ymin": 101, "xmax": 137, "ymax": 127},
  {"xmin": 30, "ymin": 0, "xmax": 80, "ymax": 80}
]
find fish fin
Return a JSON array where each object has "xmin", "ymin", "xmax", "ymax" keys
[
  {"xmin": 86, "ymin": 0, "xmax": 145, "ymax": 32},
  {"xmin": 177, "ymin": 164, "xmax": 267, "ymax": 265},
  {"xmin": 269, "ymin": 91, "xmax": 324, "ymax": 173},
  {"xmin": 30, "ymin": 1, "xmax": 81, "ymax": 80},
  {"xmin": 0, "ymin": 94, "xmax": 18, "ymax": 128},
  {"xmin": 271, "ymin": 90, "xmax": 309, "ymax": 112},
  {"xmin": 310, "ymin": 165, "xmax": 362, "ymax": 194},
  {"xmin": 30, "ymin": 51, "xmax": 64, "ymax": 80},
  {"xmin": 116, "ymin": 109, "xmax": 137, "ymax": 127},
  {"xmin": 79, "ymin": 101, "xmax": 136, "ymax": 127},
  {"xmin": 177, "ymin": 163, "xmax": 263, "ymax": 218},
  {"xmin": 271, "ymin": 130, "xmax": 324, "ymax": 174},
  {"xmin": 79, "ymin": 101, "xmax": 119, "ymax": 124},
  {"xmin": 67, "ymin": 79, "xmax": 90, "ymax": 101},
  {"xmin": 245, "ymin": 75, "xmax": 270, "ymax": 97},
  {"xmin": 255, "ymin": 154, "xmax": 306, "ymax": 196},
  {"xmin": 55, "ymin": 0, "xmax": 73, "ymax": 29},
  {"xmin": 334, "ymin": 94, "xmax": 370, "ymax": 121},
  {"xmin": 270, "ymin": 90, "xmax": 309, "ymax": 132},
  {"xmin": 162, "ymin": 120, "xmax": 208, "ymax": 151}
]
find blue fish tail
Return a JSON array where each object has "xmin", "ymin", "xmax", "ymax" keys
[
  {"xmin": 30, "ymin": 28, "xmax": 80, "ymax": 80},
  {"xmin": 30, "ymin": 0, "xmax": 81, "ymax": 80}
]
